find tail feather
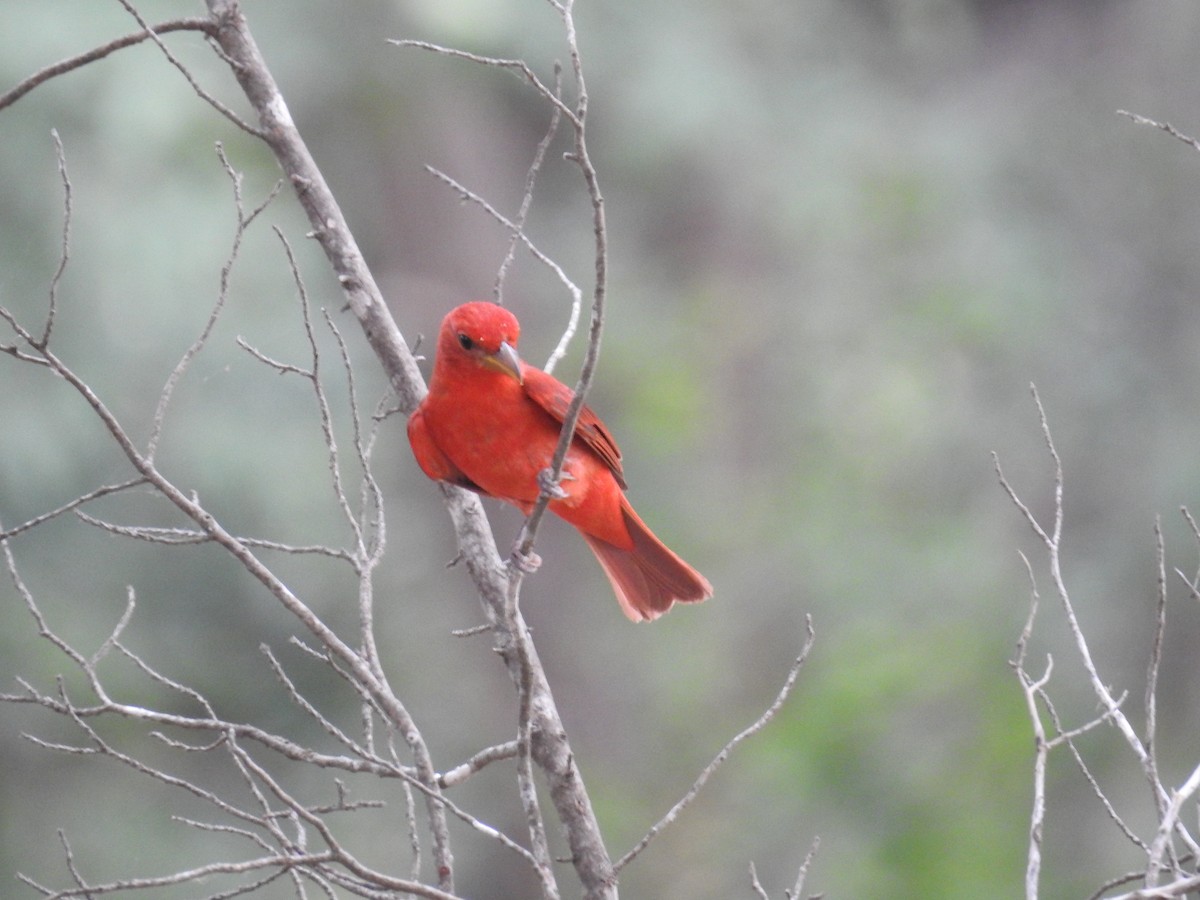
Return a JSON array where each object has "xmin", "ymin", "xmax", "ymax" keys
[{"xmin": 581, "ymin": 501, "xmax": 712, "ymax": 622}]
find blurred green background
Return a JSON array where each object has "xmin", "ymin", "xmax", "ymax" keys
[{"xmin": 4, "ymin": 1, "xmax": 1200, "ymax": 897}]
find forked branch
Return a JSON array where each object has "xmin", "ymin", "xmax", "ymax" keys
[{"xmin": 998, "ymin": 386, "xmax": 1200, "ymax": 899}]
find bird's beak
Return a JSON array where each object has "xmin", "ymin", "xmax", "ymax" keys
[{"xmin": 484, "ymin": 340, "xmax": 523, "ymax": 384}]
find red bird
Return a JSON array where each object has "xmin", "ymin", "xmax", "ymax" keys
[{"xmin": 408, "ymin": 301, "xmax": 712, "ymax": 621}]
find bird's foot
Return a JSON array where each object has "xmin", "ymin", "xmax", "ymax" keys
[
  {"xmin": 510, "ymin": 540, "xmax": 543, "ymax": 574},
  {"xmin": 537, "ymin": 467, "xmax": 572, "ymax": 500}
]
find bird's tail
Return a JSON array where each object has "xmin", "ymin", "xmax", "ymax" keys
[{"xmin": 581, "ymin": 499, "xmax": 712, "ymax": 622}]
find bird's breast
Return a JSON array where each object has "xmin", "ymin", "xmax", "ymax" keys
[{"xmin": 424, "ymin": 387, "xmax": 558, "ymax": 504}]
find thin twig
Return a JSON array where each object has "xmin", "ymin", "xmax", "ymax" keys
[
  {"xmin": 494, "ymin": 60, "xmax": 564, "ymax": 314},
  {"xmin": 391, "ymin": 40, "xmax": 579, "ymax": 127},
  {"xmin": 614, "ymin": 617, "xmax": 815, "ymax": 872},
  {"xmin": 788, "ymin": 836, "xmax": 822, "ymax": 900},
  {"xmin": 38, "ymin": 129, "xmax": 72, "ymax": 349},
  {"xmin": 1147, "ymin": 761, "xmax": 1200, "ymax": 887},
  {"xmin": 1118, "ymin": 110, "xmax": 1200, "ymax": 153},
  {"xmin": 510, "ymin": 0, "xmax": 608, "ymax": 572},
  {"xmin": 147, "ymin": 145, "xmax": 282, "ymax": 462},
  {"xmin": 72, "ymin": 511, "xmax": 355, "ymax": 561},
  {"xmin": 0, "ymin": 18, "xmax": 215, "ymax": 112},
  {"xmin": 1101, "ymin": 871, "xmax": 1200, "ymax": 900},
  {"xmin": 1087, "ymin": 869, "xmax": 1151, "ymax": 900},
  {"xmin": 0, "ymin": 478, "xmax": 145, "ymax": 542},
  {"xmin": 323, "ymin": 306, "xmax": 387, "ymax": 566},
  {"xmin": 438, "ymin": 740, "xmax": 520, "ymax": 788},
  {"xmin": 1180, "ymin": 506, "xmax": 1200, "ymax": 591},
  {"xmin": 748, "ymin": 862, "xmax": 770, "ymax": 900},
  {"xmin": 1013, "ymin": 640, "xmax": 1052, "ymax": 900},
  {"xmin": 260, "ymin": 644, "xmax": 374, "ymax": 762},
  {"xmin": 91, "ymin": 587, "xmax": 136, "ymax": 668},
  {"xmin": 114, "ymin": 0, "xmax": 264, "ymax": 137},
  {"xmin": 997, "ymin": 387, "xmax": 1160, "ymax": 787},
  {"xmin": 1145, "ymin": 518, "xmax": 1169, "ymax": 829},
  {"xmin": 423, "ymin": 166, "xmax": 582, "ymax": 317}
]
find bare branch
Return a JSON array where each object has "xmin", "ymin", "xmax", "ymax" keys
[
  {"xmin": 0, "ymin": 478, "xmax": 145, "ymax": 542},
  {"xmin": 1147, "ymin": 761, "xmax": 1200, "ymax": 885},
  {"xmin": 114, "ymin": 0, "xmax": 263, "ymax": 137},
  {"xmin": 265, "ymin": 226, "xmax": 369, "ymax": 558},
  {"xmin": 0, "ymin": 18, "xmax": 215, "ymax": 112},
  {"xmin": 148, "ymin": 144, "xmax": 282, "ymax": 461},
  {"xmin": 1144, "ymin": 518, "xmax": 1169, "ymax": 827},
  {"xmin": 1013, "ymin": 635, "xmax": 1050, "ymax": 900},
  {"xmin": 1118, "ymin": 109, "xmax": 1200, "ymax": 153},
  {"xmin": 1001, "ymin": 389, "xmax": 1200, "ymax": 898},
  {"xmin": 748, "ymin": 836, "xmax": 821, "ymax": 900},
  {"xmin": 322, "ymin": 306, "xmax": 387, "ymax": 566},
  {"xmin": 24, "ymin": 845, "xmax": 460, "ymax": 900},
  {"xmin": 39, "ymin": 129, "xmax": 71, "ymax": 348},
  {"xmin": 1087, "ymin": 870, "xmax": 1150, "ymax": 900},
  {"xmin": 494, "ymin": 62, "xmax": 564, "ymax": 308},
  {"xmin": 1102, "ymin": 872, "xmax": 1200, "ymax": 900},
  {"xmin": 423, "ymin": 165, "xmax": 583, "ymax": 325},
  {"xmin": 71, "ymin": 512, "xmax": 354, "ymax": 562},
  {"xmin": 437, "ymin": 740, "xmax": 520, "ymax": 788},
  {"xmin": 505, "ymin": 590, "xmax": 559, "ymax": 900},
  {"xmin": 1180, "ymin": 505, "xmax": 1200, "ymax": 591},
  {"xmin": 91, "ymin": 587, "xmax": 136, "ymax": 668},
  {"xmin": 390, "ymin": 40, "xmax": 579, "ymax": 127},
  {"xmin": 749, "ymin": 862, "xmax": 771, "ymax": 899},
  {"xmin": 998, "ymin": 389, "xmax": 1168, "ymax": 801},
  {"xmin": 788, "ymin": 836, "xmax": 822, "ymax": 900},
  {"xmin": 614, "ymin": 617, "xmax": 815, "ymax": 873},
  {"xmin": 1, "ymin": 608, "xmax": 418, "ymax": 783},
  {"xmin": 509, "ymin": 0, "xmax": 609, "ymax": 577},
  {"xmin": 0, "ymin": 130, "xmax": 72, "ymax": 359},
  {"xmin": 2, "ymin": 529, "xmax": 93, "ymax": 678},
  {"xmin": 259, "ymin": 643, "xmax": 374, "ymax": 763}
]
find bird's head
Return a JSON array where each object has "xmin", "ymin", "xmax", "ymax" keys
[{"xmin": 437, "ymin": 301, "xmax": 523, "ymax": 384}]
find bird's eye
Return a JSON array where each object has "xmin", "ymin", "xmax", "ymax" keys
[{"xmin": 457, "ymin": 333, "xmax": 474, "ymax": 351}]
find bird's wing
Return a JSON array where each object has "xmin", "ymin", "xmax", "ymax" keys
[{"xmin": 521, "ymin": 366, "xmax": 627, "ymax": 489}]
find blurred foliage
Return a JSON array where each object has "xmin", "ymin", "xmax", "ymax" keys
[{"xmin": 4, "ymin": 0, "xmax": 1200, "ymax": 898}]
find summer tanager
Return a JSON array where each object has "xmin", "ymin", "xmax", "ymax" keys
[{"xmin": 408, "ymin": 301, "xmax": 712, "ymax": 621}]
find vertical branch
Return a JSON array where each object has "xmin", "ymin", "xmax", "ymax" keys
[
  {"xmin": 512, "ymin": 0, "xmax": 608, "ymax": 565},
  {"xmin": 1144, "ymin": 519, "xmax": 1169, "ymax": 827},
  {"xmin": 395, "ymin": 12, "xmax": 621, "ymax": 898},
  {"xmin": 1004, "ymin": 387, "xmax": 1159, "ymax": 778},
  {"xmin": 1010, "ymin": 552, "xmax": 1050, "ymax": 900},
  {"xmin": 505, "ymin": 593, "xmax": 560, "ymax": 900},
  {"xmin": 1146, "ymin": 762, "xmax": 1200, "ymax": 886},
  {"xmin": 495, "ymin": 63, "xmax": 563, "ymax": 309},
  {"xmin": 37, "ymin": 129, "xmax": 71, "ymax": 350},
  {"xmin": 147, "ymin": 145, "xmax": 281, "ymax": 462},
  {"xmin": 789, "ymin": 836, "xmax": 821, "ymax": 900}
]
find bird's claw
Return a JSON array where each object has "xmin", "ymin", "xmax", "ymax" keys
[
  {"xmin": 537, "ymin": 467, "xmax": 571, "ymax": 500},
  {"xmin": 510, "ymin": 542, "xmax": 543, "ymax": 574}
]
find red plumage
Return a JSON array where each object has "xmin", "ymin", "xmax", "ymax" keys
[{"xmin": 408, "ymin": 301, "xmax": 712, "ymax": 621}]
